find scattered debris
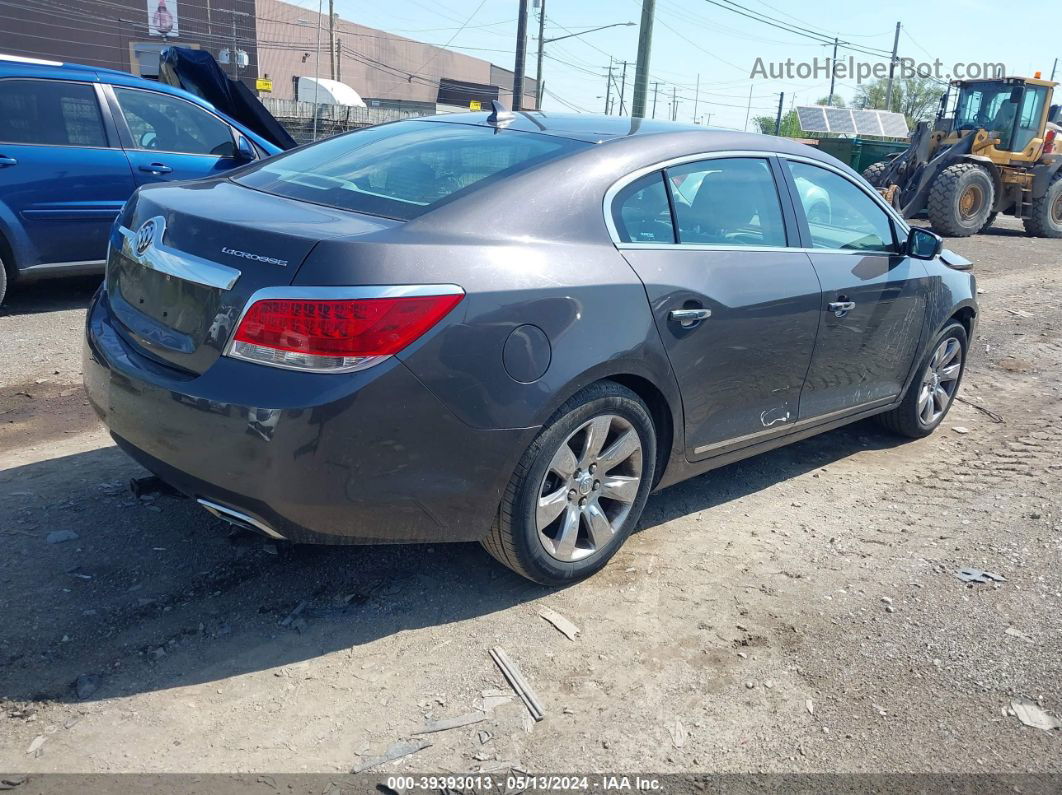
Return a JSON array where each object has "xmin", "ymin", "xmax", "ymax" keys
[
  {"xmin": 279, "ymin": 600, "xmax": 309, "ymax": 627},
  {"xmin": 951, "ymin": 426, "xmax": 970, "ymax": 434},
  {"xmin": 351, "ymin": 738, "xmax": 431, "ymax": 773},
  {"xmin": 74, "ymin": 674, "xmax": 98, "ymax": 700},
  {"xmin": 667, "ymin": 719, "xmax": 688, "ymax": 748},
  {"xmin": 0, "ymin": 776, "xmax": 27, "ymax": 791},
  {"xmin": 745, "ymin": 681, "xmax": 756, "ymax": 689},
  {"xmin": 1010, "ymin": 699, "xmax": 1061, "ymax": 732},
  {"xmin": 46, "ymin": 530, "xmax": 79, "ymax": 544},
  {"xmin": 954, "ymin": 396, "xmax": 1004, "ymax": 424},
  {"xmin": 538, "ymin": 606, "xmax": 580, "ymax": 640},
  {"xmin": 489, "ymin": 647, "xmax": 544, "ymax": 722},
  {"xmin": 957, "ymin": 568, "xmax": 1006, "ymax": 584},
  {"xmin": 26, "ymin": 735, "xmax": 46, "ymax": 757},
  {"xmin": 412, "ymin": 712, "xmax": 486, "ymax": 735},
  {"xmin": 806, "ymin": 699, "xmax": 814, "ymax": 716},
  {"xmin": 1004, "ymin": 626, "xmax": 1035, "ymax": 644},
  {"xmin": 480, "ymin": 694, "xmax": 513, "ymax": 713}
]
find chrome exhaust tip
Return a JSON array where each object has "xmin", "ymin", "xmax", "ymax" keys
[{"xmin": 197, "ymin": 498, "xmax": 286, "ymax": 540}]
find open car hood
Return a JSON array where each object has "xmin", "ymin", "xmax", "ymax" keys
[{"xmin": 158, "ymin": 47, "xmax": 297, "ymax": 151}]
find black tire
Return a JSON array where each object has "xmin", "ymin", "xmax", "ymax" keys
[
  {"xmin": 979, "ymin": 211, "xmax": 999, "ymax": 233},
  {"xmin": 927, "ymin": 163, "xmax": 995, "ymax": 237},
  {"xmin": 877, "ymin": 321, "xmax": 968, "ymax": 439},
  {"xmin": 862, "ymin": 160, "xmax": 889, "ymax": 187},
  {"xmin": 1022, "ymin": 172, "xmax": 1062, "ymax": 238},
  {"xmin": 0, "ymin": 258, "xmax": 6, "ymax": 307},
  {"xmin": 481, "ymin": 381, "xmax": 657, "ymax": 585}
]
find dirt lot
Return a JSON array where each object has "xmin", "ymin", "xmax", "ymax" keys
[{"xmin": 1, "ymin": 217, "xmax": 1060, "ymax": 775}]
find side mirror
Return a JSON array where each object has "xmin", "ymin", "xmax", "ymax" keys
[
  {"xmin": 1050, "ymin": 104, "xmax": 1061, "ymax": 124},
  {"xmin": 235, "ymin": 135, "xmax": 256, "ymax": 162},
  {"xmin": 907, "ymin": 227, "xmax": 943, "ymax": 260}
]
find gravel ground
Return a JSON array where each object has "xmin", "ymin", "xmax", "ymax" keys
[{"xmin": 0, "ymin": 217, "xmax": 1060, "ymax": 774}]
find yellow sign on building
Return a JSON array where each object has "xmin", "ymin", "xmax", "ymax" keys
[
  {"xmin": 256, "ymin": 78, "xmax": 273, "ymax": 93},
  {"xmin": 469, "ymin": 100, "xmax": 482, "ymax": 111}
]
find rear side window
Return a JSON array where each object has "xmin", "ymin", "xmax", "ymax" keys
[
  {"xmin": 235, "ymin": 120, "xmax": 586, "ymax": 220},
  {"xmin": 0, "ymin": 79, "xmax": 106, "ymax": 147},
  {"xmin": 114, "ymin": 87, "xmax": 235, "ymax": 157},
  {"xmin": 667, "ymin": 157, "xmax": 786, "ymax": 246},
  {"xmin": 612, "ymin": 172, "xmax": 675, "ymax": 243}
]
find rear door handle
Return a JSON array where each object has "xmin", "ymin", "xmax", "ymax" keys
[
  {"xmin": 139, "ymin": 163, "xmax": 172, "ymax": 174},
  {"xmin": 0, "ymin": 156, "xmax": 17, "ymax": 167},
  {"xmin": 828, "ymin": 300, "xmax": 856, "ymax": 317},
  {"xmin": 669, "ymin": 308, "xmax": 712, "ymax": 327}
]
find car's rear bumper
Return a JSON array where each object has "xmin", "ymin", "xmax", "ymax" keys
[{"xmin": 84, "ymin": 287, "xmax": 533, "ymax": 545}]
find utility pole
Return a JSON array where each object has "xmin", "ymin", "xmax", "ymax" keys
[
  {"xmin": 884, "ymin": 21, "xmax": 900, "ymax": 112},
  {"xmin": 671, "ymin": 85, "xmax": 677, "ymax": 121},
  {"xmin": 692, "ymin": 73, "xmax": 699, "ymax": 124},
  {"xmin": 512, "ymin": 0, "xmax": 529, "ymax": 110},
  {"xmin": 631, "ymin": 0, "xmax": 655, "ymax": 118},
  {"xmin": 828, "ymin": 37, "xmax": 838, "ymax": 106},
  {"xmin": 774, "ymin": 91, "xmax": 784, "ymax": 135},
  {"xmin": 619, "ymin": 60, "xmax": 629, "ymax": 115},
  {"xmin": 651, "ymin": 81, "xmax": 660, "ymax": 118},
  {"xmin": 312, "ymin": 0, "xmax": 322, "ymax": 140},
  {"xmin": 1052, "ymin": 58, "xmax": 1058, "ymax": 82},
  {"xmin": 328, "ymin": 0, "xmax": 336, "ymax": 80},
  {"xmin": 535, "ymin": 0, "xmax": 546, "ymax": 109},
  {"xmin": 744, "ymin": 83, "xmax": 753, "ymax": 131},
  {"xmin": 604, "ymin": 57, "xmax": 614, "ymax": 114}
]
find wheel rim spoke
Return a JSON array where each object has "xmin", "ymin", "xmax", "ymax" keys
[
  {"xmin": 584, "ymin": 499, "xmax": 614, "ymax": 547},
  {"xmin": 536, "ymin": 487, "xmax": 568, "ymax": 529},
  {"xmin": 939, "ymin": 363, "xmax": 961, "ymax": 383},
  {"xmin": 933, "ymin": 386, "xmax": 949, "ymax": 412},
  {"xmin": 551, "ymin": 506, "xmax": 580, "ymax": 560},
  {"xmin": 548, "ymin": 442, "xmax": 578, "ymax": 480},
  {"xmin": 580, "ymin": 416, "xmax": 612, "ymax": 467},
  {"xmin": 600, "ymin": 474, "xmax": 639, "ymax": 503},
  {"xmin": 598, "ymin": 429, "xmax": 640, "ymax": 473}
]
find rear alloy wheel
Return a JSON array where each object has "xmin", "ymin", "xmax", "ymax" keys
[
  {"xmin": 482, "ymin": 382, "xmax": 656, "ymax": 585},
  {"xmin": 927, "ymin": 163, "xmax": 995, "ymax": 237},
  {"xmin": 877, "ymin": 322, "xmax": 967, "ymax": 438},
  {"xmin": 1023, "ymin": 172, "xmax": 1062, "ymax": 238}
]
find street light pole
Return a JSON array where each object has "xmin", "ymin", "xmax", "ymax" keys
[
  {"xmin": 512, "ymin": 0, "xmax": 529, "ymax": 110},
  {"xmin": 536, "ymin": 20, "xmax": 633, "ymax": 111},
  {"xmin": 884, "ymin": 21, "xmax": 900, "ymax": 111},
  {"xmin": 604, "ymin": 57, "xmax": 614, "ymax": 114},
  {"xmin": 631, "ymin": 0, "xmax": 655, "ymax": 118},
  {"xmin": 535, "ymin": 0, "xmax": 546, "ymax": 109}
]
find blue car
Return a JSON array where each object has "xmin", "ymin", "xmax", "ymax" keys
[{"xmin": 0, "ymin": 53, "xmax": 284, "ymax": 304}]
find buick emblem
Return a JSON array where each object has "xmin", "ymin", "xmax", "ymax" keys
[{"xmin": 134, "ymin": 219, "xmax": 157, "ymax": 255}]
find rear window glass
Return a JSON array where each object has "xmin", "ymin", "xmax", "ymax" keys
[
  {"xmin": 235, "ymin": 120, "xmax": 586, "ymax": 220},
  {"xmin": 0, "ymin": 79, "xmax": 107, "ymax": 147}
]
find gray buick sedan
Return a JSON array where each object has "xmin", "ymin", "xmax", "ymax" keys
[{"xmin": 84, "ymin": 110, "xmax": 977, "ymax": 585}]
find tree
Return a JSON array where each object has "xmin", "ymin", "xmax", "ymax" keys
[
  {"xmin": 817, "ymin": 94, "xmax": 846, "ymax": 108},
  {"xmin": 752, "ymin": 109, "xmax": 802, "ymax": 137},
  {"xmin": 854, "ymin": 76, "xmax": 942, "ymax": 127}
]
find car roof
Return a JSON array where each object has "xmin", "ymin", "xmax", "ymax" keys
[{"xmin": 420, "ymin": 110, "xmax": 710, "ymax": 143}]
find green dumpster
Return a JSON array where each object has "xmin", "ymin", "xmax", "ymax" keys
[{"xmin": 815, "ymin": 137, "xmax": 909, "ymax": 173}]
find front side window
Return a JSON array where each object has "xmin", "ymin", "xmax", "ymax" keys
[
  {"xmin": 612, "ymin": 172, "xmax": 674, "ymax": 243},
  {"xmin": 0, "ymin": 79, "xmax": 106, "ymax": 147},
  {"xmin": 1013, "ymin": 85, "xmax": 1048, "ymax": 153},
  {"xmin": 667, "ymin": 157, "xmax": 786, "ymax": 247},
  {"xmin": 236, "ymin": 120, "xmax": 586, "ymax": 220},
  {"xmin": 786, "ymin": 161, "xmax": 897, "ymax": 252},
  {"xmin": 114, "ymin": 87, "xmax": 235, "ymax": 157}
]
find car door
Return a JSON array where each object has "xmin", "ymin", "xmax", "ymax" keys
[
  {"xmin": 613, "ymin": 154, "xmax": 822, "ymax": 459},
  {"xmin": 781, "ymin": 158, "xmax": 928, "ymax": 419},
  {"xmin": 0, "ymin": 78, "xmax": 134, "ymax": 268},
  {"xmin": 105, "ymin": 84, "xmax": 246, "ymax": 185}
]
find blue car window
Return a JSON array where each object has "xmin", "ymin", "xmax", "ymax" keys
[
  {"xmin": 114, "ymin": 87, "xmax": 236, "ymax": 157},
  {"xmin": 0, "ymin": 79, "xmax": 106, "ymax": 147},
  {"xmin": 235, "ymin": 120, "xmax": 587, "ymax": 220}
]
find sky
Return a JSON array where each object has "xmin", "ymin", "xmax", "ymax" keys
[{"xmin": 307, "ymin": 0, "xmax": 1057, "ymax": 130}]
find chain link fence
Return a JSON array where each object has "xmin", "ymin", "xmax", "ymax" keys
[{"xmin": 262, "ymin": 99, "xmax": 428, "ymax": 144}]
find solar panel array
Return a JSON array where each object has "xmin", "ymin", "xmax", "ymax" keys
[{"xmin": 796, "ymin": 105, "xmax": 909, "ymax": 138}]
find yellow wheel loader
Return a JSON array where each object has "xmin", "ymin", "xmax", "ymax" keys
[{"xmin": 863, "ymin": 75, "xmax": 1062, "ymax": 237}]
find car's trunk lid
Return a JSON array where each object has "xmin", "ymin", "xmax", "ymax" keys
[{"xmin": 106, "ymin": 179, "xmax": 399, "ymax": 375}]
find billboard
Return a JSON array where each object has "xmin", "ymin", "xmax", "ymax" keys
[{"xmin": 148, "ymin": 0, "xmax": 178, "ymax": 37}]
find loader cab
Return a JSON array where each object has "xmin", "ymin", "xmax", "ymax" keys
[{"xmin": 947, "ymin": 78, "xmax": 1054, "ymax": 158}]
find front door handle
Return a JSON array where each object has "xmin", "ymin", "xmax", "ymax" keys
[
  {"xmin": 828, "ymin": 300, "xmax": 856, "ymax": 317},
  {"xmin": 139, "ymin": 163, "xmax": 173, "ymax": 174},
  {"xmin": 669, "ymin": 308, "xmax": 712, "ymax": 327},
  {"xmin": 0, "ymin": 156, "xmax": 17, "ymax": 167}
]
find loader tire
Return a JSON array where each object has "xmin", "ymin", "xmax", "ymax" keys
[
  {"xmin": 862, "ymin": 160, "xmax": 889, "ymax": 187},
  {"xmin": 927, "ymin": 162, "xmax": 995, "ymax": 237},
  {"xmin": 979, "ymin": 211, "xmax": 998, "ymax": 233},
  {"xmin": 1022, "ymin": 172, "xmax": 1062, "ymax": 238}
]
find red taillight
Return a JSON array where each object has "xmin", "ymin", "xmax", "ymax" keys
[
  {"xmin": 228, "ymin": 291, "xmax": 463, "ymax": 372},
  {"xmin": 1045, "ymin": 129, "xmax": 1057, "ymax": 154}
]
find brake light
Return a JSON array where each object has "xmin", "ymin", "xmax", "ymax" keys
[
  {"xmin": 228, "ymin": 291, "xmax": 463, "ymax": 372},
  {"xmin": 1045, "ymin": 129, "xmax": 1057, "ymax": 154}
]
